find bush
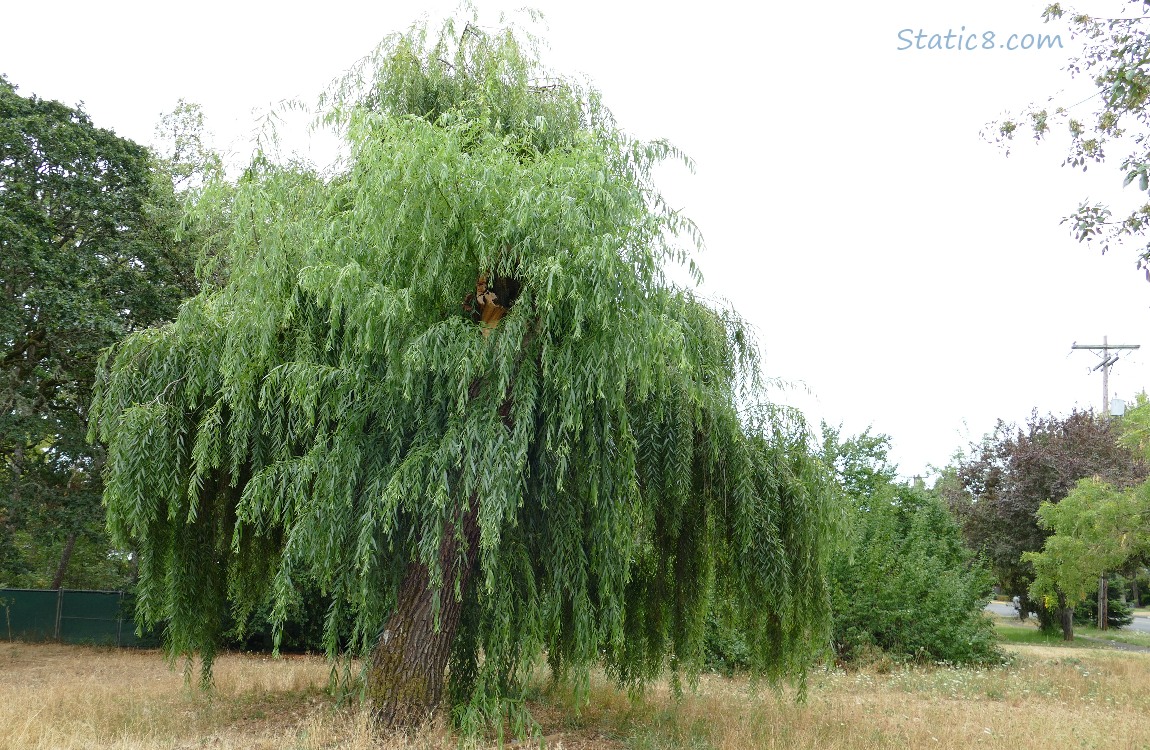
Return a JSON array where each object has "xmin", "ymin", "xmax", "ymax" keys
[
  {"xmin": 222, "ymin": 578, "xmax": 354, "ymax": 654},
  {"xmin": 703, "ymin": 606, "xmax": 751, "ymax": 676},
  {"xmin": 706, "ymin": 427, "xmax": 1004, "ymax": 672},
  {"xmin": 1133, "ymin": 569, "xmax": 1150, "ymax": 607},
  {"xmin": 829, "ymin": 486, "xmax": 1002, "ymax": 666},
  {"xmin": 123, "ymin": 578, "xmax": 351, "ymax": 655}
]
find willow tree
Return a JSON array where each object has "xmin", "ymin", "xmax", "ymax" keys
[{"xmin": 90, "ymin": 15, "xmax": 836, "ymax": 732}]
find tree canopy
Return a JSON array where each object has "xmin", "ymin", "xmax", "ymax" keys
[
  {"xmin": 88, "ymin": 15, "xmax": 839, "ymax": 731},
  {"xmin": 0, "ymin": 76, "xmax": 197, "ymax": 588},
  {"xmin": 1024, "ymin": 395, "xmax": 1150, "ymax": 627},
  {"xmin": 1024, "ymin": 477, "xmax": 1150, "ymax": 609},
  {"xmin": 819, "ymin": 422, "xmax": 899, "ymax": 507}
]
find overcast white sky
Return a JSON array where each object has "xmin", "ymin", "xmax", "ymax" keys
[{"xmin": 6, "ymin": 0, "xmax": 1150, "ymax": 479}]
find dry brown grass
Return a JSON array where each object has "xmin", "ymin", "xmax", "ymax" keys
[
  {"xmin": 0, "ymin": 642, "xmax": 398, "ymax": 750},
  {"xmin": 632, "ymin": 644, "xmax": 1150, "ymax": 750},
  {"xmin": 3, "ymin": 641, "xmax": 1150, "ymax": 749}
]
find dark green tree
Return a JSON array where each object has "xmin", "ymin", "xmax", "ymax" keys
[
  {"xmin": 0, "ymin": 76, "xmax": 197, "ymax": 589},
  {"xmin": 88, "ymin": 17, "xmax": 839, "ymax": 733}
]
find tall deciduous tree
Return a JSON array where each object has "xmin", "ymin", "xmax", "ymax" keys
[
  {"xmin": 89, "ymin": 16, "xmax": 838, "ymax": 733},
  {"xmin": 0, "ymin": 76, "xmax": 197, "ymax": 588},
  {"xmin": 942, "ymin": 410, "xmax": 1146, "ymax": 637}
]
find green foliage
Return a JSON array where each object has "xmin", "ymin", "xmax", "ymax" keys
[
  {"xmin": 221, "ymin": 575, "xmax": 353, "ymax": 653},
  {"xmin": 702, "ymin": 604, "xmax": 751, "ymax": 677},
  {"xmin": 1025, "ymin": 477, "xmax": 1150, "ymax": 614},
  {"xmin": 819, "ymin": 422, "xmax": 897, "ymax": 505},
  {"xmin": 942, "ymin": 410, "xmax": 1146, "ymax": 618},
  {"xmin": 3, "ymin": 529, "xmax": 134, "ymax": 590},
  {"xmin": 152, "ymin": 100, "xmax": 223, "ymax": 193},
  {"xmin": 830, "ymin": 482, "xmax": 1000, "ymax": 666},
  {"xmin": 88, "ymin": 13, "xmax": 838, "ymax": 724},
  {"xmin": 1117, "ymin": 391, "xmax": 1150, "ymax": 460},
  {"xmin": 0, "ymin": 75, "xmax": 198, "ymax": 589},
  {"xmin": 988, "ymin": 2, "xmax": 1150, "ymax": 273},
  {"xmin": 1073, "ymin": 584, "xmax": 1135, "ymax": 629},
  {"xmin": 820, "ymin": 427, "xmax": 999, "ymax": 666}
]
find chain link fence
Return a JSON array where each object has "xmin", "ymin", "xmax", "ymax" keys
[{"xmin": 0, "ymin": 588, "xmax": 156, "ymax": 647}]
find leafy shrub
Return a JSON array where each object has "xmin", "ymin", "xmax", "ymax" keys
[
  {"xmin": 829, "ymin": 485, "xmax": 1002, "ymax": 666},
  {"xmin": 703, "ymin": 605, "xmax": 751, "ymax": 676},
  {"xmin": 705, "ymin": 427, "xmax": 1002, "ymax": 672},
  {"xmin": 122, "ymin": 578, "xmax": 349, "ymax": 655}
]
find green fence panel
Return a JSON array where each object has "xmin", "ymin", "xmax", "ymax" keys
[
  {"xmin": 0, "ymin": 588, "xmax": 157, "ymax": 647},
  {"xmin": 1, "ymin": 589, "xmax": 59, "ymax": 642},
  {"xmin": 59, "ymin": 590, "xmax": 122, "ymax": 645}
]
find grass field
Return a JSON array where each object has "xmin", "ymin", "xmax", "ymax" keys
[
  {"xmin": 3, "ymin": 632, "xmax": 1150, "ymax": 749},
  {"xmin": 995, "ymin": 613, "xmax": 1150, "ymax": 650}
]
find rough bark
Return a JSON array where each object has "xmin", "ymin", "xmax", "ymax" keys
[
  {"xmin": 50, "ymin": 532, "xmax": 78, "ymax": 590},
  {"xmin": 365, "ymin": 277, "xmax": 510, "ymax": 729},
  {"xmin": 1058, "ymin": 591, "xmax": 1074, "ymax": 641},
  {"xmin": 366, "ymin": 497, "xmax": 481, "ymax": 729}
]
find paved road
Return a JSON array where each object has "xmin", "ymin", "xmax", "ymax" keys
[
  {"xmin": 986, "ymin": 601, "xmax": 1024, "ymax": 619},
  {"xmin": 985, "ymin": 600, "xmax": 1150, "ymax": 633}
]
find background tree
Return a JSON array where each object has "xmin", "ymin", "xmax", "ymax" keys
[
  {"xmin": 150, "ymin": 99, "xmax": 235, "ymax": 290},
  {"xmin": 990, "ymin": 1, "xmax": 1150, "ymax": 275},
  {"xmin": 0, "ymin": 76, "xmax": 198, "ymax": 588},
  {"xmin": 151, "ymin": 100, "xmax": 223, "ymax": 194},
  {"xmin": 89, "ymin": 16, "xmax": 839, "ymax": 734},
  {"xmin": 823, "ymin": 426, "xmax": 1000, "ymax": 666},
  {"xmin": 942, "ymin": 409, "xmax": 1146, "ymax": 637},
  {"xmin": 820, "ymin": 422, "xmax": 898, "ymax": 505},
  {"xmin": 1024, "ymin": 477, "xmax": 1150, "ymax": 637},
  {"xmin": 1115, "ymin": 392, "xmax": 1150, "ymax": 606}
]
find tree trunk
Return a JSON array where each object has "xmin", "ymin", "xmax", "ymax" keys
[
  {"xmin": 50, "ymin": 532, "xmax": 78, "ymax": 590},
  {"xmin": 1132, "ymin": 575, "xmax": 1140, "ymax": 610},
  {"xmin": 366, "ymin": 497, "xmax": 481, "ymax": 729},
  {"xmin": 1097, "ymin": 575, "xmax": 1109, "ymax": 631},
  {"xmin": 1058, "ymin": 591, "xmax": 1074, "ymax": 641},
  {"xmin": 365, "ymin": 280, "xmax": 508, "ymax": 729}
]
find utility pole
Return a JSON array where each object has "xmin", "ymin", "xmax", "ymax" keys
[
  {"xmin": 1071, "ymin": 336, "xmax": 1140, "ymax": 416},
  {"xmin": 1070, "ymin": 335, "xmax": 1140, "ymax": 630}
]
